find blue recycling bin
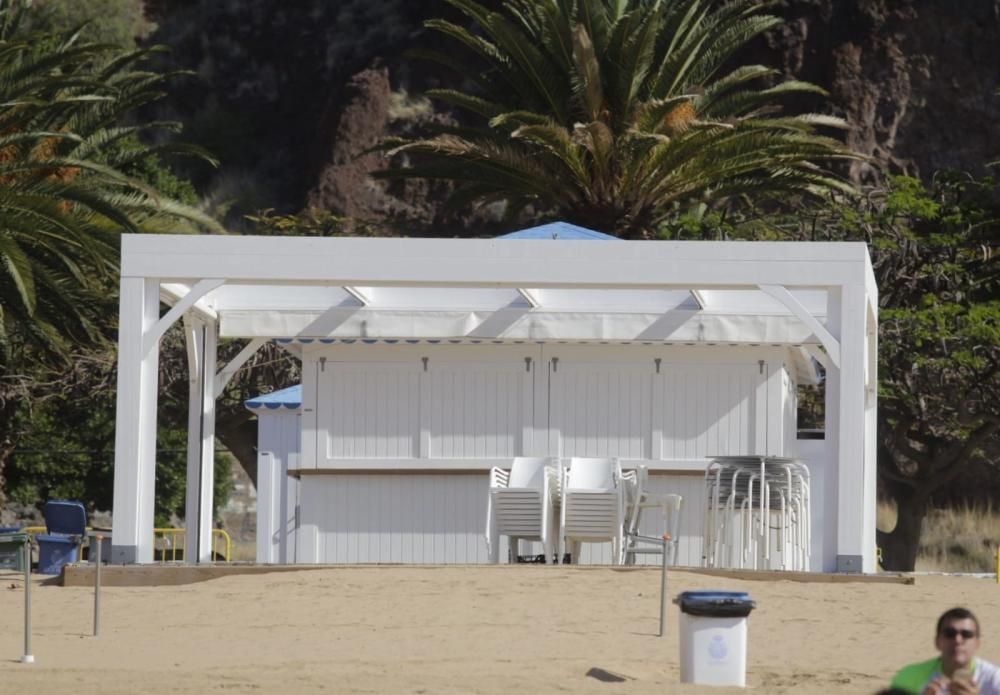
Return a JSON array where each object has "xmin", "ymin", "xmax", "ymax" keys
[
  {"xmin": 35, "ymin": 501, "xmax": 87, "ymax": 575},
  {"xmin": 37, "ymin": 536, "xmax": 79, "ymax": 574}
]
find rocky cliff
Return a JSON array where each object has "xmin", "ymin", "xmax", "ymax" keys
[{"xmin": 149, "ymin": 1, "xmax": 1000, "ymax": 229}]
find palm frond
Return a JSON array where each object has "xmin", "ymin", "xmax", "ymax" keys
[{"xmin": 386, "ymin": 0, "xmax": 862, "ymax": 237}]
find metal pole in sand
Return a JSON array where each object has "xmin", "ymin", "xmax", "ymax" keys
[
  {"xmin": 93, "ymin": 534, "xmax": 103, "ymax": 637},
  {"xmin": 659, "ymin": 534, "xmax": 670, "ymax": 637},
  {"xmin": 22, "ymin": 539, "xmax": 34, "ymax": 664}
]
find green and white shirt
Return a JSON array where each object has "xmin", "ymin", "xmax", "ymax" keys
[{"xmin": 891, "ymin": 657, "xmax": 1000, "ymax": 694}]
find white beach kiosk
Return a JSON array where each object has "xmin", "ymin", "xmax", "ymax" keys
[{"xmin": 111, "ymin": 222, "xmax": 879, "ymax": 573}]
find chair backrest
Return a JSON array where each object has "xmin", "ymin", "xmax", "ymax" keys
[
  {"xmin": 566, "ymin": 457, "xmax": 616, "ymax": 489},
  {"xmin": 508, "ymin": 457, "xmax": 550, "ymax": 489},
  {"xmin": 661, "ymin": 494, "xmax": 682, "ymax": 533},
  {"xmin": 43, "ymin": 500, "xmax": 87, "ymax": 535}
]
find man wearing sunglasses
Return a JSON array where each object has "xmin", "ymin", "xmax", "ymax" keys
[{"xmin": 891, "ymin": 607, "xmax": 1000, "ymax": 694}]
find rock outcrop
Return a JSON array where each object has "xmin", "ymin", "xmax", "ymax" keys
[{"xmin": 763, "ymin": 0, "xmax": 1000, "ymax": 182}]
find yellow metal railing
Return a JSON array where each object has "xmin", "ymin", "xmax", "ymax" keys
[
  {"xmin": 18, "ymin": 526, "xmax": 232, "ymax": 563},
  {"xmin": 153, "ymin": 528, "xmax": 232, "ymax": 564},
  {"xmin": 20, "ymin": 526, "xmax": 85, "ymax": 559}
]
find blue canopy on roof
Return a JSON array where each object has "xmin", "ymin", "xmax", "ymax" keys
[
  {"xmin": 496, "ymin": 222, "xmax": 620, "ymax": 241},
  {"xmin": 245, "ymin": 385, "xmax": 301, "ymax": 410}
]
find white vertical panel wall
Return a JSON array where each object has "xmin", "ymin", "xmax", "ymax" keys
[
  {"xmin": 286, "ymin": 343, "xmax": 801, "ymax": 564},
  {"xmin": 548, "ymin": 349, "xmax": 770, "ymax": 463},
  {"xmin": 255, "ymin": 411, "xmax": 300, "ymax": 564},
  {"xmin": 299, "ymin": 474, "xmax": 491, "ymax": 564},
  {"xmin": 427, "ymin": 361, "xmax": 531, "ymax": 459},
  {"xmin": 296, "ymin": 472, "xmax": 707, "ymax": 566},
  {"xmin": 549, "ymin": 361, "xmax": 651, "ymax": 459},
  {"xmin": 317, "ymin": 362, "xmax": 421, "ymax": 461}
]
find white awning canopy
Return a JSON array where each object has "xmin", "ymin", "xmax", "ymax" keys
[{"xmin": 146, "ymin": 232, "xmax": 857, "ymax": 351}]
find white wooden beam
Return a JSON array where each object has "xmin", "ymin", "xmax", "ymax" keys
[
  {"xmin": 214, "ymin": 338, "xmax": 266, "ymax": 398},
  {"xmin": 342, "ymin": 286, "xmax": 371, "ymax": 306},
  {"xmin": 802, "ymin": 344, "xmax": 832, "ymax": 371},
  {"xmin": 689, "ymin": 289, "xmax": 707, "ymax": 309},
  {"xmin": 143, "ymin": 278, "xmax": 225, "ymax": 356},
  {"xmin": 517, "ymin": 288, "xmax": 540, "ymax": 308},
  {"xmin": 160, "ymin": 283, "xmax": 217, "ymax": 323},
  {"xmin": 122, "ymin": 235, "xmax": 872, "ymax": 289},
  {"xmin": 758, "ymin": 284, "xmax": 841, "ymax": 368}
]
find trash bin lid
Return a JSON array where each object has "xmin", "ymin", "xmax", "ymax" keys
[
  {"xmin": 674, "ymin": 590, "xmax": 756, "ymax": 618},
  {"xmin": 43, "ymin": 500, "xmax": 87, "ymax": 535},
  {"xmin": 0, "ymin": 532, "xmax": 29, "ymax": 545}
]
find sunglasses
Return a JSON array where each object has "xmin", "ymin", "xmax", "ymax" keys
[{"xmin": 941, "ymin": 628, "xmax": 977, "ymax": 640}]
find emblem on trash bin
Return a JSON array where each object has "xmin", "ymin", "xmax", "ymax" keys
[{"xmin": 708, "ymin": 635, "xmax": 728, "ymax": 660}]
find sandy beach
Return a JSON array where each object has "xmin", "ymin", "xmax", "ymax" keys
[{"xmin": 1, "ymin": 566, "xmax": 998, "ymax": 694}]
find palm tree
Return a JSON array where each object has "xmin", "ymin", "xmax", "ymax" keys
[
  {"xmin": 0, "ymin": 0, "xmax": 219, "ymax": 362},
  {"xmin": 0, "ymin": 0, "xmax": 220, "ymax": 502},
  {"xmin": 381, "ymin": 0, "xmax": 860, "ymax": 238}
]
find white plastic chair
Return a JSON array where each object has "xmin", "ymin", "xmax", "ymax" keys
[
  {"xmin": 622, "ymin": 465, "xmax": 682, "ymax": 565},
  {"xmin": 560, "ymin": 457, "xmax": 625, "ymax": 565},
  {"xmin": 485, "ymin": 457, "xmax": 559, "ymax": 563}
]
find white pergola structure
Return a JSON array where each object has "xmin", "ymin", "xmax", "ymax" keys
[{"xmin": 112, "ymin": 227, "xmax": 878, "ymax": 571}]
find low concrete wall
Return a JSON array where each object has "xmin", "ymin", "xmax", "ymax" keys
[{"xmin": 61, "ymin": 563, "xmax": 915, "ymax": 587}]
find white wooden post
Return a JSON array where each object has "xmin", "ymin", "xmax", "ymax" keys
[
  {"xmin": 863, "ymin": 301, "xmax": 879, "ymax": 571},
  {"xmin": 255, "ymin": 451, "xmax": 277, "ymax": 564},
  {"xmin": 184, "ymin": 315, "xmax": 218, "ymax": 564},
  {"xmin": 111, "ymin": 277, "xmax": 160, "ymax": 564},
  {"xmin": 827, "ymin": 284, "xmax": 871, "ymax": 572},
  {"xmin": 765, "ymin": 358, "xmax": 785, "ymax": 456}
]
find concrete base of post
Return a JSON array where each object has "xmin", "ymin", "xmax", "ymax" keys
[{"xmin": 20, "ymin": 654, "xmax": 34, "ymax": 664}]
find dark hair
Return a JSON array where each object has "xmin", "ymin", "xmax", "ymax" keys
[{"xmin": 936, "ymin": 607, "xmax": 980, "ymax": 637}]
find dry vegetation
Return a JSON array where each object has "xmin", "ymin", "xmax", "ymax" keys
[{"xmin": 878, "ymin": 502, "xmax": 1000, "ymax": 572}]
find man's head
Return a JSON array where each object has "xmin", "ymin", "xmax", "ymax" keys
[{"xmin": 934, "ymin": 607, "xmax": 981, "ymax": 674}]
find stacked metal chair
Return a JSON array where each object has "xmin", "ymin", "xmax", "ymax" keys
[{"xmin": 702, "ymin": 456, "xmax": 811, "ymax": 571}]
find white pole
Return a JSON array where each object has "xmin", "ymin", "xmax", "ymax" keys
[
  {"xmin": 93, "ymin": 535, "xmax": 103, "ymax": 637},
  {"xmin": 21, "ymin": 539, "xmax": 34, "ymax": 664},
  {"xmin": 659, "ymin": 534, "xmax": 669, "ymax": 637}
]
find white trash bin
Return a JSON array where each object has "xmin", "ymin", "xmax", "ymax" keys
[{"xmin": 674, "ymin": 591, "xmax": 756, "ymax": 687}]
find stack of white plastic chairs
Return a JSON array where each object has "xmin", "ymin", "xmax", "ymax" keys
[
  {"xmin": 486, "ymin": 457, "xmax": 560, "ymax": 563},
  {"xmin": 702, "ymin": 455, "xmax": 810, "ymax": 571},
  {"xmin": 560, "ymin": 457, "xmax": 626, "ymax": 564}
]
